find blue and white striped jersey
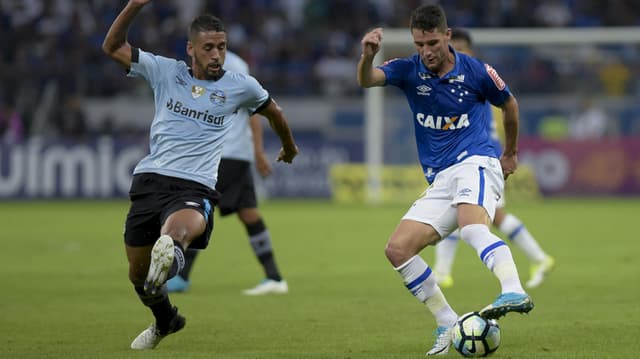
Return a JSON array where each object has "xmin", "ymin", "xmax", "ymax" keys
[
  {"xmin": 380, "ymin": 48, "xmax": 511, "ymax": 183},
  {"xmin": 127, "ymin": 49, "xmax": 269, "ymax": 189}
]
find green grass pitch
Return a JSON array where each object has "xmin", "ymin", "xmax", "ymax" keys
[{"xmin": 1, "ymin": 198, "xmax": 638, "ymax": 358}]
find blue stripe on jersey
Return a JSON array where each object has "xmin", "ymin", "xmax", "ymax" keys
[
  {"xmin": 405, "ymin": 267, "xmax": 432, "ymax": 290},
  {"xmin": 480, "ymin": 240, "xmax": 506, "ymax": 263},
  {"xmin": 478, "ymin": 167, "xmax": 485, "ymax": 206},
  {"xmin": 508, "ymin": 224, "xmax": 525, "ymax": 240}
]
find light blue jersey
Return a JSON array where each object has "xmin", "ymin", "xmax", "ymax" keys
[
  {"xmin": 128, "ymin": 49, "xmax": 269, "ymax": 189},
  {"xmin": 380, "ymin": 47, "xmax": 511, "ymax": 183},
  {"xmin": 221, "ymin": 51, "xmax": 254, "ymax": 162}
]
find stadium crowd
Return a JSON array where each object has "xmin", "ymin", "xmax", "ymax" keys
[{"xmin": 1, "ymin": 0, "xmax": 639, "ymax": 140}]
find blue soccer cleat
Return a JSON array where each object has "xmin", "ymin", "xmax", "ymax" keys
[
  {"xmin": 166, "ymin": 275, "xmax": 190, "ymax": 293},
  {"xmin": 479, "ymin": 292, "xmax": 534, "ymax": 320},
  {"xmin": 425, "ymin": 325, "xmax": 452, "ymax": 356}
]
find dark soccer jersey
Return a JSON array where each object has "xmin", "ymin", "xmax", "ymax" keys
[{"xmin": 380, "ymin": 48, "xmax": 511, "ymax": 182}]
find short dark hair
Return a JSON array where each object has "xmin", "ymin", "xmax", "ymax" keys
[
  {"xmin": 451, "ymin": 28, "xmax": 472, "ymax": 46},
  {"xmin": 189, "ymin": 14, "xmax": 226, "ymax": 39},
  {"xmin": 409, "ymin": 5, "xmax": 448, "ymax": 33}
]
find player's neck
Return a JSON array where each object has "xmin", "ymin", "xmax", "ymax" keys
[
  {"xmin": 189, "ymin": 68, "xmax": 225, "ymax": 81},
  {"xmin": 437, "ymin": 52, "xmax": 455, "ymax": 77}
]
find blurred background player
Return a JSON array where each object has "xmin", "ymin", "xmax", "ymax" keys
[
  {"xmin": 103, "ymin": 0, "xmax": 298, "ymax": 349},
  {"xmin": 433, "ymin": 28, "xmax": 555, "ymax": 290},
  {"xmin": 167, "ymin": 50, "xmax": 288, "ymax": 296}
]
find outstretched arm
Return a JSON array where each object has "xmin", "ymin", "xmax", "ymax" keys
[
  {"xmin": 357, "ymin": 27, "xmax": 387, "ymax": 88},
  {"xmin": 249, "ymin": 114, "xmax": 273, "ymax": 177},
  {"xmin": 499, "ymin": 95, "xmax": 520, "ymax": 179},
  {"xmin": 102, "ymin": 0, "xmax": 151, "ymax": 69},
  {"xmin": 257, "ymin": 99, "xmax": 298, "ymax": 163}
]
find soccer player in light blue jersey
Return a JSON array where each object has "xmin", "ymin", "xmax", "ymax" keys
[
  {"xmin": 102, "ymin": 0, "xmax": 298, "ymax": 350},
  {"xmin": 167, "ymin": 51, "xmax": 289, "ymax": 296},
  {"xmin": 434, "ymin": 28, "xmax": 555, "ymax": 290},
  {"xmin": 357, "ymin": 5, "xmax": 532, "ymax": 356}
]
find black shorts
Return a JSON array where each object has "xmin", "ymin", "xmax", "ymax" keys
[
  {"xmin": 215, "ymin": 158, "xmax": 257, "ymax": 216},
  {"xmin": 124, "ymin": 173, "xmax": 220, "ymax": 249}
]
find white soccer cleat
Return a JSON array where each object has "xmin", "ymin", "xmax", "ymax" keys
[
  {"xmin": 130, "ymin": 311, "xmax": 186, "ymax": 350},
  {"xmin": 131, "ymin": 324, "xmax": 164, "ymax": 350},
  {"xmin": 242, "ymin": 279, "xmax": 288, "ymax": 296},
  {"xmin": 426, "ymin": 325, "xmax": 452, "ymax": 356},
  {"xmin": 526, "ymin": 255, "xmax": 556, "ymax": 289},
  {"xmin": 144, "ymin": 235, "xmax": 174, "ymax": 295}
]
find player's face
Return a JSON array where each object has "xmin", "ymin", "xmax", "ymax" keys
[
  {"xmin": 187, "ymin": 31, "xmax": 227, "ymax": 80},
  {"xmin": 451, "ymin": 39, "xmax": 473, "ymax": 56},
  {"xmin": 411, "ymin": 28, "xmax": 451, "ymax": 74}
]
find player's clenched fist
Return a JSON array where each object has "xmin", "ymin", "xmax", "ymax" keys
[{"xmin": 361, "ymin": 27, "xmax": 384, "ymax": 58}]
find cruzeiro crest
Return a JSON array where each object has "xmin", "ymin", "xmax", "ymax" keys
[{"xmin": 209, "ymin": 89, "xmax": 226, "ymax": 106}]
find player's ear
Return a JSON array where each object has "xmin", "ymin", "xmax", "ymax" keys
[{"xmin": 186, "ymin": 41, "xmax": 194, "ymax": 58}]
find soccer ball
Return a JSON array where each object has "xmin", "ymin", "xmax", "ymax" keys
[{"xmin": 451, "ymin": 312, "xmax": 501, "ymax": 357}]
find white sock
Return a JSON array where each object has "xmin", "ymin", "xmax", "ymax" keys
[
  {"xmin": 395, "ymin": 255, "xmax": 458, "ymax": 327},
  {"xmin": 434, "ymin": 230, "xmax": 460, "ymax": 278},
  {"xmin": 460, "ymin": 224, "xmax": 525, "ymax": 294},
  {"xmin": 499, "ymin": 214, "xmax": 547, "ymax": 263}
]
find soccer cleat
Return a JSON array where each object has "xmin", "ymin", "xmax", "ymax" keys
[
  {"xmin": 479, "ymin": 292, "xmax": 534, "ymax": 320},
  {"xmin": 130, "ymin": 308, "xmax": 186, "ymax": 350},
  {"xmin": 426, "ymin": 326, "xmax": 452, "ymax": 356},
  {"xmin": 434, "ymin": 272, "xmax": 454, "ymax": 289},
  {"xmin": 166, "ymin": 275, "xmax": 190, "ymax": 293},
  {"xmin": 242, "ymin": 279, "xmax": 288, "ymax": 296},
  {"xmin": 526, "ymin": 255, "xmax": 555, "ymax": 289},
  {"xmin": 144, "ymin": 235, "xmax": 174, "ymax": 295}
]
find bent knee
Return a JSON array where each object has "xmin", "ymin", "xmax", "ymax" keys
[{"xmin": 384, "ymin": 238, "xmax": 413, "ymax": 267}]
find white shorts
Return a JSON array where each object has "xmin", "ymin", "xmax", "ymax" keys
[{"xmin": 402, "ymin": 155, "xmax": 504, "ymax": 238}]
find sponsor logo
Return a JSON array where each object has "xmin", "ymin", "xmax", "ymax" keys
[
  {"xmin": 485, "ymin": 64, "xmax": 506, "ymax": 90},
  {"xmin": 458, "ymin": 188, "xmax": 472, "ymax": 197},
  {"xmin": 449, "ymin": 74, "xmax": 465, "ymax": 83},
  {"xmin": 166, "ymin": 98, "xmax": 224, "ymax": 125},
  {"xmin": 415, "ymin": 113, "xmax": 470, "ymax": 130},
  {"xmin": 416, "ymin": 85, "xmax": 432, "ymax": 96},
  {"xmin": 191, "ymin": 85, "xmax": 205, "ymax": 98},
  {"xmin": 209, "ymin": 89, "xmax": 226, "ymax": 105},
  {"xmin": 185, "ymin": 201, "xmax": 201, "ymax": 207}
]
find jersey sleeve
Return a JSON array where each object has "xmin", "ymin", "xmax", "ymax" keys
[
  {"xmin": 379, "ymin": 57, "xmax": 412, "ymax": 88},
  {"xmin": 478, "ymin": 62, "xmax": 512, "ymax": 107},
  {"xmin": 127, "ymin": 49, "xmax": 178, "ymax": 89},
  {"xmin": 242, "ymin": 75, "xmax": 270, "ymax": 114}
]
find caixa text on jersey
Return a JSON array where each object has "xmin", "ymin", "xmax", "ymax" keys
[{"xmin": 416, "ymin": 113, "xmax": 470, "ymax": 130}]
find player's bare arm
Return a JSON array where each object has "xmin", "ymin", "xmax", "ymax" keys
[
  {"xmin": 249, "ymin": 114, "xmax": 272, "ymax": 177},
  {"xmin": 499, "ymin": 95, "xmax": 520, "ymax": 179},
  {"xmin": 102, "ymin": 0, "xmax": 152, "ymax": 69},
  {"xmin": 357, "ymin": 27, "xmax": 386, "ymax": 88},
  {"xmin": 257, "ymin": 99, "xmax": 298, "ymax": 163}
]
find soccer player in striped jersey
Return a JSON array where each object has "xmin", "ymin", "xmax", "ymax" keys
[
  {"xmin": 102, "ymin": 0, "xmax": 298, "ymax": 350},
  {"xmin": 357, "ymin": 5, "xmax": 532, "ymax": 356},
  {"xmin": 166, "ymin": 51, "xmax": 288, "ymax": 296},
  {"xmin": 434, "ymin": 28, "xmax": 555, "ymax": 290}
]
